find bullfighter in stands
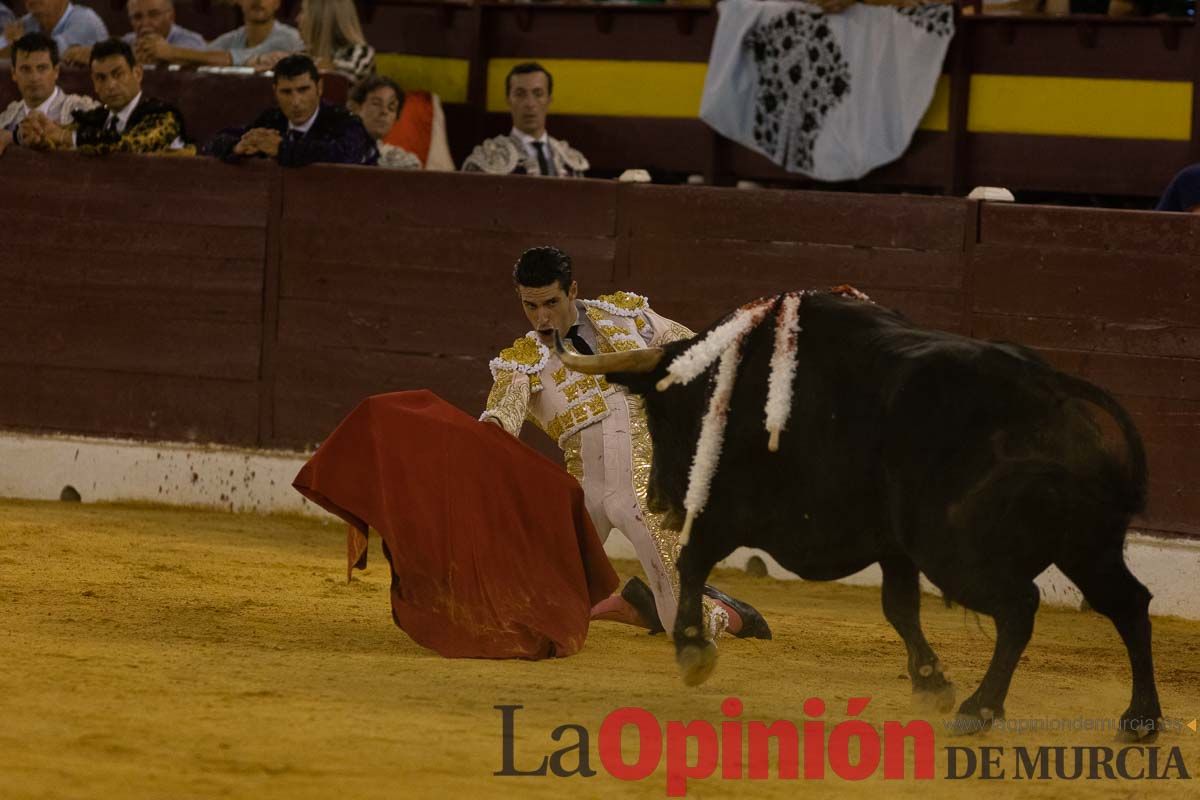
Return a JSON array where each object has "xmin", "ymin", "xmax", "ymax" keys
[{"xmin": 461, "ymin": 62, "xmax": 588, "ymax": 178}]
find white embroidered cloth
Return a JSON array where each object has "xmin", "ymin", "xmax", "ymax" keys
[{"xmin": 700, "ymin": 0, "xmax": 953, "ymax": 181}]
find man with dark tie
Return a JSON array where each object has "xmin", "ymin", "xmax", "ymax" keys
[
  {"xmin": 461, "ymin": 62, "xmax": 588, "ymax": 177},
  {"xmin": 205, "ymin": 54, "xmax": 376, "ymax": 167},
  {"xmin": 17, "ymin": 37, "xmax": 188, "ymax": 154}
]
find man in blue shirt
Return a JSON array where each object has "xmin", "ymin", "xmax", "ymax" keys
[
  {"xmin": 123, "ymin": 0, "xmax": 204, "ymax": 52},
  {"xmin": 69, "ymin": 0, "xmax": 204, "ymax": 64},
  {"xmin": 135, "ymin": 0, "xmax": 301, "ymax": 68},
  {"xmin": 0, "ymin": 0, "xmax": 109, "ymax": 66}
]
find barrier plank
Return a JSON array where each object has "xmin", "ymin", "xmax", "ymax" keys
[
  {"xmin": 279, "ymin": 222, "xmax": 616, "ymax": 292},
  {"xmin": 971, "ymin": 246, "xmax": 1199, "ymax": 325},
  {"xmin": 627, "ymin": 237, "xmax": 964, "ymax": 291},
  {"xmin": 0, "ymin": 307, "xmax": 259, "ymax": 380},
  {"xmin": 271, "ymin": 346, "xmax": 492, "ymax": 447},
  {"xmin": 0, "ymin": 154, "xmax": 271, "ymax": 228},
  {"xmin": 0, "ymin": 364, "xmax": 259, "ymax": 444},
  {"xmin": 1123, "ymin": 396, "xmax": 1200, "ymax": 535},
  {"xmin": 281, "ymin": 168, "xmax": 619, "ymax": 236},
  {"xmin": 620, "ymin": 184, "xmax": 967, "ymax": 251},
  {"xmin": 973, "ymin": 313, "xmax": 1200, "ymax": 361},
  {"xmin": 979, "ymin": 202, "xmax": 1200, "ymax": 256},
  {"xmin": 1039, "ymin": 349, "xmax": 1200, "ymax": 403},
  {"xmin": 2, "ymin": 217, "xmax": 265, "ymax": 261},
  {"xmin": 0, "ymin": 249, "xmax": 261, "ymax": 319}
]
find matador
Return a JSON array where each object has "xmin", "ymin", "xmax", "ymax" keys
[{"xmin": 481, "ymin": 247, "xmax": 770, "ymax": 642}]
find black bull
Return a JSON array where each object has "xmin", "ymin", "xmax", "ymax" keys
[{"xmin": 559, "ymin": 290, "xmax": 1163, "ymax": 739}]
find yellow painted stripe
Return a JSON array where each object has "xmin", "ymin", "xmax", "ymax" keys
[
  {"xmin": 385, "ymin": 55, "xmax": 1193, "ymax": 141},
  {"xmin": 966, "ymin": 75, "xmax": 1192, "ymax": 141},
  {"xmin": 918, "ymin": 75, "xmax": 950, "ymax": 132},
  {"xmin": 375, "ymin": 54, "xmax": 470, "ymax": 104},
  {"xmin": 486, "ymin": 58, "xmax": 708, "ymax": 118}
]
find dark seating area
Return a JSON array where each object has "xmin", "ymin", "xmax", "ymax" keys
[
  {"xmin": 0, "ymin": 65, "xmax": 348, "ymax": 144},
  {"xmin": 3, "ymin": 2, "xmax": 1197, "ymax": 197}
]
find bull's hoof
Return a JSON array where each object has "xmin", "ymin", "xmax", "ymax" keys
[
  {"xmin": 677, "ymin": 640, "xmax": 718, "ymax": 687},
  {"xmin": 1115, "ymin": 715, "xmax": 1162, "ymax": 744},
  {"xmin": 913, "ymin": 682, "xmax": 957, "ymax": 714},
  {"xmin": 946, "ymin": 712, "xmax": 992, "ymax": 737}
]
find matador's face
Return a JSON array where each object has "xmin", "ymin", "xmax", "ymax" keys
[{"xmin": 518, "ymin": 281, "xmax": 578, "ymax": 345}]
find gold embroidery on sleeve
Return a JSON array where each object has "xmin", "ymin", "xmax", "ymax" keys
[{"xmin": 483, "ymin": 369, "xmax": 531, "ymax": 436}]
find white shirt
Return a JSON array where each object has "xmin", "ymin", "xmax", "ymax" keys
[
  {"xmin": 288, "ymin": 107, "xmax": 320, "ymax": 136},
  {"xmin": 33, "ymin": 87, "xmax": 60, "ymax": 115},
  {"xmin": 106, "ymin": 91, "xmax": 143, "ymax": 133},
  {"xmin": 14, "ymin": 86, "xmax": 61, "ymax": 126},
  {"xmin": 510, "ymin": 126, "xmax": 550, "ymax": 160}
]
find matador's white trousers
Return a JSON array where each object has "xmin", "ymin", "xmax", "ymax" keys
[{"xmin": 570, "ymin": 393, "xmax": 725, "ymax": 638}]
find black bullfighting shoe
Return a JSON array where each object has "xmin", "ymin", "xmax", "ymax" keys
[
  {"xmin": 704, "ymin": 585, "xmax": 773, "ymax": 640},
  {"xmin": 621, "ymin": 576, "xmax": 666, "ymax": 634}
]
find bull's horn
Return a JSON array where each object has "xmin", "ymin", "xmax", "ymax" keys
[{"xmin": 554, "ymin": 331, "xmax": 664, "ymax": 374}]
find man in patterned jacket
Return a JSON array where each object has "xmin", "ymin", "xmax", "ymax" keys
[
  {"xmin": 17, "ymin": 37, "xmax": 189, "ymax": 154},
  {"xmin": 461, "ymin": 62, "xmax": 588, "ymax": 177},
  {"xmin": 481, "ymin": 246, "xmax": 770, "ymax": 645}
]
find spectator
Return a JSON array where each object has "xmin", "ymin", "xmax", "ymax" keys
[
  {"xmin": 135, "ymin": 0, "xmax": 301, "ymax": 68},
  {"xmin": 125, "ymin": 0, "xmax": 205, "ymax": 56},
  {"xmin": 347, "ymin": 76, "xmax": 419, "ymax": 170},
  {"xmin": 71, "ymin": 0, "xmax": 205, "ymax": 65},
  {"xmin": 19, "ymin": 37, "xmax": 189, "ymax": 154},
  {"xmin": 256, "ymin": 0, "xmax": 374, "ymax": 83},
  {"xmin": 1, "ymin": 32, "xmax": 98, "ymax": 155},
  {"xmin": 462, "ymin": 62, "xmax": 588, "ymax": 177},
  {"xmin": 205, "ymin": 53, "xmax": 376, "ymax": 166},
  {"xmin": 0, "ymin": 0, "xmax": 110, "ymax": 66},
  {"xmin": 1155, "ymin": 164, "xmax": 1200, "ymax": 214},
  {"xmin": 0, "ymin": 3, "xmax": 15, "ymax": 32},
  {"xmin": 374, "ymin": 86, "xmax": 455, "ymax": 171}
]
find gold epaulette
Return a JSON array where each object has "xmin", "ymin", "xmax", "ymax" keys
[
  {"xmin": 488, "ymin": 333, "xmax": 549, "ymax": 391},
  {"xmin": 583, "ymin": 291, "xmax": 649, "ymax": 318}
]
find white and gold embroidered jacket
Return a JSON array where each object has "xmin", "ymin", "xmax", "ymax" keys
[{"xmin": 480, "ymin": 291, "xmax": 693, "ymax": 452}]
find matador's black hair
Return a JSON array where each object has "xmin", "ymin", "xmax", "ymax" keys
[{"xmin": 513, "ymin": 247, "xmax": 572, "ymax": 293}]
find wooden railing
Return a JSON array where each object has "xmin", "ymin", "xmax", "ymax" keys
[{"xmin": 3, "ymin": 150, "xmax": 1199, "ymax": 535}]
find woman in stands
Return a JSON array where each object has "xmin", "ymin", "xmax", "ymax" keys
[
  {"xmin": 348, "ymin": 75, "xmax": 421, "ymax": 170},
  {"xmin": 252, "ymin": 0, "xmax": 375, "ymax": 84}
]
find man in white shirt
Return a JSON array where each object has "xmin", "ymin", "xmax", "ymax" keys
[
  {"xmin": 0, "ymin": 32, "xmax": 96, "ymax": 155},
  {"xmin": 461, "ymin": 62, "xmax": 588, "ymax": 177}
]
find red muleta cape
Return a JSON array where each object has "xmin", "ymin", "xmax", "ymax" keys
[{"xmin": 292, "ymin": 390, "xmax": 618, "ymax": 659}]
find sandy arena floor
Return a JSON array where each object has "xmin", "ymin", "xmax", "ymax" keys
[{"xmin": 1, "ymin": 498, "xmax": 1198, "ymax": 799}]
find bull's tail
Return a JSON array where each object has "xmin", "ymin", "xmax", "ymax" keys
[{"xmin": 1052, "ymin": 371, "xmax": 1148, "ymax": 517}]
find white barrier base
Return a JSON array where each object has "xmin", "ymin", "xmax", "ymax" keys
[{"xmin": 2, "ymin": 431, "xmax": 1197, "ymax": 619}]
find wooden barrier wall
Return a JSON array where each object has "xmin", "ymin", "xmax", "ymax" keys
[{"xmin": 2, "ymin": 149, "xmax": 1198, "ymax": 536}]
